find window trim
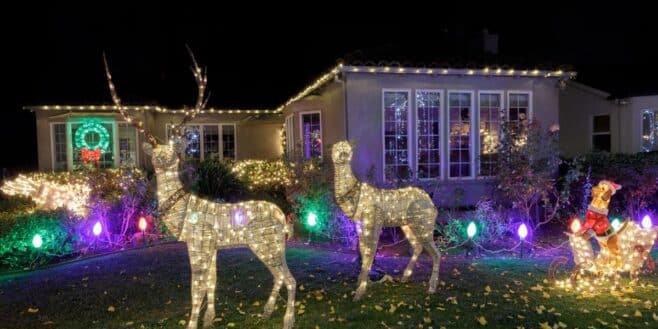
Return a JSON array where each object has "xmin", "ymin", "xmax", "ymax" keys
[
  {"xmin": 641, "ymin": 109, "xmax": 658, "ymax": 152},
  {"xmin": 414, "ymin": 89, "xmax": 444, "ymax": 181},
  {"xmin": 447, "ymin": 90, "xmax": 476, "ymax": 180},
  {"xmin": 285, "ymin": 114, "xmax": 295, "ymax": 154},
  {"xmin": 591, "ymin": 113, "xmax": 612, "ymax": 152},
  {"xmin": 506, "ymin": 90, "xmax": 534, "ymax": 122},
  {"xmin": 298, "ymin": 110, "xmax": 323, "ymax": 158},
  {"xmin": 476, "ymin": 90, "xmax": 505, "ymax": 178},
  {"xmin": 166, "ymin": 123, "xmax": 237, "ymax": 161},
  {"xmin": 50, "ymin": 122, "xmax": 68, "ymax": 171},
  {"xmin": 66, "ymin": 118, "xmax": 117, "ymax": 170},
  {"xmin": 382, "ymin": 89, "xmax": 412, "ymax": 181},
  {"xmin": 117, "ymin": 121, "xmax": 140, "ymax": 167}
]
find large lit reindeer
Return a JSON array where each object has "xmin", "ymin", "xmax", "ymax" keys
[
  {"xmin": 332, "ymin": 141, "xmax": 440, "ymax": 301},
  {"xmin": 104, "ymin": 52, "xmax": 296, "ymax": 329}
]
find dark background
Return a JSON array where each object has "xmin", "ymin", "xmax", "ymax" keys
[{"xmin": 3, "ymin": 5, "xmax": 656, "ymax": 171}]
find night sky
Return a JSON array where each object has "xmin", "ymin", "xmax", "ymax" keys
[{"xmin": 3, "ymin": 5, "xmax": 657, "ymax": 171}]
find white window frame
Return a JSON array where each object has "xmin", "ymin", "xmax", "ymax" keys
[
  {"xmin": 166, "ymin": 123, "xmax": 237, "ymax": 161},
  {"xmin": 447, "ymin": 90, "xmax": 475, "ymax": 180},
  {"xmin": 506, "ymin": 91, "xmax": 533, "ymax": 123},
  {"xmin": 591, "ymin": 113, "xmax": 612, "ymax": 152},
  {"xmin": 382, "ymin": 89, "xmax": 412, "ymax": 181},
  {"xmin": 117, "ymin": 121, "xmax": 140, "ymax": 167},
  {"xmin": 298, "ymin": 110, "xmax": 323, "ymax": 158},
  {"xmin": 285, "ymin": 114, "xmax": 295, "ymax": 154},
  {"xmin": 415, "ymin": 89, "xmax": 444, "ymax": 181},
  {"xmin": 50, "ymin": 122, "xmax": 68, "ymax": 171},
  {"xmin": 477, "ymin": 90, "xmax": 505, "ymax": 178},
  {"xmin": 66, "ymin": 118, "xmax": 118, "ymax": 170},
  {"xmin": 641, "ymin": 109, "xmax": 658, "ymax": 152}
]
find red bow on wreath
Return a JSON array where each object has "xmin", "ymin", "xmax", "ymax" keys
[{"xmin": 81, "ymin": 148, "xmax": 102, "ymax": 164}]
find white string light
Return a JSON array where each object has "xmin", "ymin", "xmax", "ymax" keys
[{"xmin": 0, "ymin": 174, "xmax": 91, "ymax": 217}]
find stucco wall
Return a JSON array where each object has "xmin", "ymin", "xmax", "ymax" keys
[
  {"xmin": 282, "ymin": 81, "xmax": 346, "ymax": 157},
  {"xmin": 559, "ymin": 81, "xmax": 621, "ymax": 157},
  {"xmin": 343, "ymin": 72, "xmax": 562, "ymax": 206}
]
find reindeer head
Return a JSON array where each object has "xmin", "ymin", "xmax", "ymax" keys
[
  {"xmin": 142, "ymin": 139, "xmax": 186, "ymax": 170},
  {"xmin": 332, "ymin": 141, "xmax": 354, "ymax": 165}
]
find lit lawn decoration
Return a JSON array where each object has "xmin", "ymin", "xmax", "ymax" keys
[
  {"xmin": 332, "ymin": 141, "xmax": 440, "ymax": 301},
  {"xmin": 550, "ymin": 180, "xmax": 658, "ymax": 292},
  {"xmin": 105, "ymin": 51, "xmax": 296, "ymax": 329},
  {"xmin": 1, "ymin": 174, "xmax": 91, "ymax": 217}
]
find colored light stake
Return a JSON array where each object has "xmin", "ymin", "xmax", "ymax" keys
[
  {"xmin": 641, "ymin": 215, "xmax": 653, "ymax": 229},
  {"xmin": 611, "ymin": 218, "xmax": 622, "ymax": 231},
  {"xmin": 306, "ymin": 212, "xmax": 317, "ymax": 227},
  {"xmin": 518, "ymin": 223, "xmax": 529, "ymax": 240},
  {"xmin": 93, "ymin": 221, "xmax": 102, "ymax": 236},
  {"xmin": 138, "ymin": 217, "xmax": 147, "ymax": 231},
  {"xmin": 32, "ymin": 234, "xmax": 43, "ymax": 248},
  {"xmin": 570, "ymin": 218, "xmax": 581, "ymax": 234},
  {"xmin": 466, "ymin": 221, "xmax": 477, "ymax": 239}
]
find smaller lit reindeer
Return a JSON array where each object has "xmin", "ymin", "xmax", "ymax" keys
[{"xmin": 104, "ymin": 51, "xmax": 296, "ymax": 329}]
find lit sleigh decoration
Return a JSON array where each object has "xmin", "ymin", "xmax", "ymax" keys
[
  {"xmin": 104, "ymin": 51, "xmax": 296, "ymax": 329},
  {"xmin": 549, "ymin": 180, "xmax": 658, "ymax": 292}
]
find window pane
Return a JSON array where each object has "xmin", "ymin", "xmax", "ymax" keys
[
  {"xmin": 203, "ymin": 125, "xmax": 219, "ymax": 159},
  {"xmin": 479, "ymin": 93, "xmax": 502, "ymax": 176},
  {"xmin": 448, "ymin": 93, "xmax": 472, "ymax": 178},
  {"xmin": 53, "ymin": 123, "xmax": 67, "ymax": 171},
  {"xmin": 222, "ymin": 125, "xmax": 236, "ymax": 160},
  {"xmin": 184, "ymin": 126, "xmax": 201, "ymax": 160},
  {"xmin": 642, "ymin": 110, "xmax": 658, "ymax": 152},
  {"xmin": 593, "ymin": 134, "xmax": 611, "ymax": 152},
  {"xmin": 119, "ymin": 123, "xmax": 137, "ymax": 166},
  {"xmin": 285, "ymin": 116, "xmax": 294, "ymax": 154},
  {"xmin": 384, "ymin": 91, "xmax": 410, "ymax": 180},
  {"xmin": 593, "ymin": 115, "xmax": 610, "ymax": 133},
  {"xmin": 508, "ymin": 93, "xmax": 530, "ymax": 127},
  {"xmin": 301, "ymin": 113, "xmax": 322, "ymax": 158}
]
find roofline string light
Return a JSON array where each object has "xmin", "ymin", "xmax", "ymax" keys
[{"xmin": 26, "ymin": 64, "xmax": 575, "ymax": 115}]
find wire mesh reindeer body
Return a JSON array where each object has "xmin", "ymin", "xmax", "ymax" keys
[
  {"xmin": 332, "ymin": 141, "xmax": 441, "ymax": 301},
  {"xmin": 105, "ymin": 51, "xmax": 296, "ymax": 329}
]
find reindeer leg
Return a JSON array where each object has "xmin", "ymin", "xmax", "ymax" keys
[
  {"xmin": 422, "ymin": 237, "xmax": 441, "ymax": 293},
  {"xmin": 262, "ymin": 264, "xmax": 284, "ymax": 319},
  {"xmin": 354, "ymin": 223, "xmax": 380, "ymax": 301},
  {"xmin": 400, "ymin": 225, "xmax": 423, "ymax": 283},
  {"xmin": 202, "ymin": 251, "xmax": 217, "ymax": 327},
  {"xmin": 280, "ymin": 258, "xmax": 296, "ymax": 329},
  {"xmin": 187, "ymin": 247, "xmax": 210, "ymax": 329}
]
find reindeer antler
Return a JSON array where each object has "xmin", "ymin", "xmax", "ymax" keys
[
  {"xmin": 103, "ymin": 53, "xmax": 159, "ymax": 146},
  {"xmin": 170, "ymin": 46, "xmax": 210, "ymax": 138}
]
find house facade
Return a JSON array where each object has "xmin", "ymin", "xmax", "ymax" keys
[
  {"xmin": 28, "ymin": 61, "xmax": 584, "ymax": 207},
  {"xmin": 282, "ymin": 64, "xmax": 574, "ymax": 206},
  {"xmin": 30, "ymin": 106, "xmax": 283, "ymax": 171},
  {"xmin": 559, "ymin": 81, "xmax": 658, "ymax": 157}
]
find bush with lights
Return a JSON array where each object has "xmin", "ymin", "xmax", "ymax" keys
[{"xmin": 0, "ymin": 209, "xmax": 75, "ymax": 269}]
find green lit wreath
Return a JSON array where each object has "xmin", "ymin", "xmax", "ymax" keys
[{"xmin": 74, "ymin": 121, "xmax": 110, "ymax": 152}]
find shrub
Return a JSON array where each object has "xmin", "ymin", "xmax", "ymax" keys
[
  {"xmin": 0, "ymin": 210, "xmax": 75, "ymax": 269},
  {"xmin": 193, "ymin": 158, "xmax": 246, "ymax": 201}
]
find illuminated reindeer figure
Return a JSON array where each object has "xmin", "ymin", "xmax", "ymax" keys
[
  {"xmin": 332, "ymin": 141, "xmax": 441, "ymax": 301},
  {"xmin": 104, "ymin": 52, "xmax": 296, "ymax": 329}
]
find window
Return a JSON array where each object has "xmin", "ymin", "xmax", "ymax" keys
[
  {"xmin": 478, "ymin": 92, "xmax": 503, "ymax": 176},
  {"xmin": 51, "ymin": 123, "xmax": 67, "ymax": 171},
  {"xmin": 416, "ymin": 90, "xmax": 441, "ymax": 179},
  {"xmin": 642, "ymin": 109, "xmax": 658, "ymax": 152},
  {"xmin": 300, "ymin": 112, "xmax": 322, "ymax": 158},
  {"xmin": 592, "ymin": 115, "xmax": 611, "ymax": 152},
  {"xmin": 70, "ymin": 120, "xmax": 115, "ymax": 169},
  {"xmin": 448, "ymin": 91, "xmax": 473, "ymax": 178},
  {"xmin": 383, "ymin": 90, "xmax": 410, "ymax": 180},
  {"xmin": 285, "ymin": 115, "xmax": 294, "ymax": 154},
  {"xmin": 507, "ymin": 92, "xmax": 531, "ymax": 128},
  {"xmin": 203, "ymin": 125, "xmax": 219, "ymax": 159},
  {"xmin": 222, "ymin": 124, "xmax": 236, "ymax": 160},
  {"xmin": 118, "ymin": 123, "xmax": 138, "ymax": 166},
  {"xmin": 166, "ymin": 124, "xmax": 236, "ymax": 161}
]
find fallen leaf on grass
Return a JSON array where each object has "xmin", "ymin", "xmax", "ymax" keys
[
  {"xmin": 107, "ymin": 306, "xmax": 115, "ymax": 312},
  {"xmin": 476, "ymin": 316, "xmax": 487, "ymax": 325}
]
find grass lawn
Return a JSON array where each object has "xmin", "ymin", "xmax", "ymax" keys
[{"xmin": 1, "ymin": 242, "xmax": 657, "ymax": 329}]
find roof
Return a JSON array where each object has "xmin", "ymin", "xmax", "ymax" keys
[{"xmin": 26, "ymin": 55, "xmax": 576, "ymax": 115}]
